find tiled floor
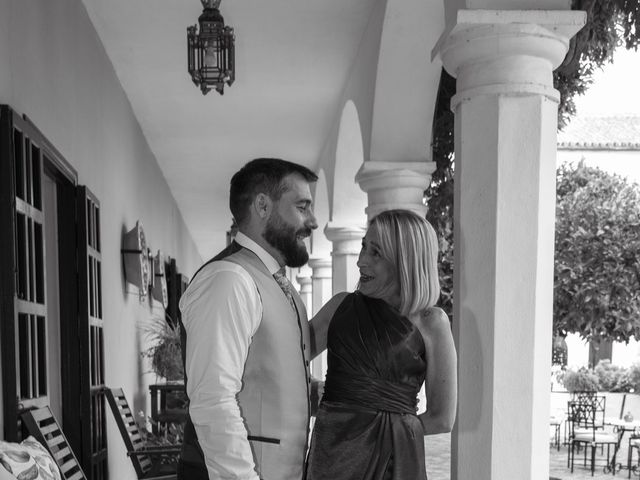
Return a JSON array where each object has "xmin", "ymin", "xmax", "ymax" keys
[
  {"xmin": 424, "ymin": 433, "xmax": 452, "ymax": 480},
  {"xmin": 424, "ymin": 433, "xmax": 639, "ymax": 480},
  {"xmin": 549, "ymin": 438, "xmax": 637, "ymax": 480}
]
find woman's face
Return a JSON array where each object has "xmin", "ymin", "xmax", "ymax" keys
[{"xmin": 357, "ymin": 224, "xmax": 400, "ymax": 308}]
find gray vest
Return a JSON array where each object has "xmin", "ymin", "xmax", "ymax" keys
[{"xmin": 181, "ymin": 246, "xmax": 311, "ymax": 480}]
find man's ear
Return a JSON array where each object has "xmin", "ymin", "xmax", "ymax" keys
[{"xmin": 253, "ymin": 193, "xmax": 272, "ymax": 219}]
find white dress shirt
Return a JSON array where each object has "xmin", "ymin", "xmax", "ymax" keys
[{"xmin": 179, "ymin": 232, "xmax": 281, "ymax": 479}]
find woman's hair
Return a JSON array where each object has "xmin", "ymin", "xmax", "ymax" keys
[{"xmin": 368, "ymin": 209, "xmax": 440, "ymax": 316}]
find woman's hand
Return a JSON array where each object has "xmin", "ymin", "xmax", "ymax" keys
[{"xmin": 415, "ymin": 307, "xmax": 457, "ymax": 435}]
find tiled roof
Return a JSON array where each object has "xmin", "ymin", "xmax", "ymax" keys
[{"xmin": 557, "ymin": 116, "xmax": 640, "ymax": 150}]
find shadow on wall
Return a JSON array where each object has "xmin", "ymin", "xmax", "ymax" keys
[{"xmin": 458, "ymin": 306, "xmax": 483, "ymax": 432}]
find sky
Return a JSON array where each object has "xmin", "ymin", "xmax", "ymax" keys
[{"xmin": 574, "ymin": 47, "xmax": 640, "ymax": 116}]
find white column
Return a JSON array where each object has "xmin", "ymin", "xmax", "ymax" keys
[
  {"xmin": 355, "ymin": 161, "xmax": 435, "ymax": 220},
  {"xmin": 296, "ymin": 272, "xmax": 313, "ymax": 314},
  {"xmin": 308, "ymin": 257, "xmax": 332, "ymax": 316},
  {"xmin": 324, "ymin": 224, "xmax": 364, "ymax": 295},
  {"xmin": 308, "ymin": 257, "xmax": 333, "ymax": 379},
  {"xmin": 436, "ymin": 9, "xmax": 585, "ymax": 480}
]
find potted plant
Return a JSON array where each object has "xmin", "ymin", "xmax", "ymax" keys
[
  {"xmin": 141, "ymin": 315, "xmax": 184, "ymax": 382},
  {"xmin": 140, "ymin": 316, "xmax": 187, "ymax": 444}
]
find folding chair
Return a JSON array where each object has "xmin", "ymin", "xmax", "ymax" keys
[
  {"xmin": 105, "ymin": 387, "xmax": 181, "ymax": 480},
  {"xmin": 21, "ymin": 406, "xmax": 87, "ymax": 480}
]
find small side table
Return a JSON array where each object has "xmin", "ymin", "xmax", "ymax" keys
[
  {"xmin": 550, "ymin": 415, "xmax": 562, "ymax": 451},
  {"xmin": 604, "ymin": 417, "xmax": 640, "ymax": 474},
  {"xmin": 149, "ymin": 382, "xmax": 187, "ymax": 436}
]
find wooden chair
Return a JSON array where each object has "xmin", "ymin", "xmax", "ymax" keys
[
  {"xmin": 21, "ymin": 406, "xmax": 87, "ymax": 480},
  {"xmin": 105, "ymin": 387, "xmax": 181, "ymax": 480}
]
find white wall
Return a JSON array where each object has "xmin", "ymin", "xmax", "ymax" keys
[
  {"xmin": 566, "ymin": 332, "xmax": 640, "ymax": 369},
  {"xmin": 565, "ymin": 333, "xmax": 589, "ymax": 368},
  {"xmin": 613, "ymin": 339, "xmax": 640, "ymax": 367},
  {"xmin": 558, "ymin": 149, "xmax": 640, "ymax": 184},
  {"xmin": 0, "ymin": 0, "xmax": 202, "ymax": 478}
]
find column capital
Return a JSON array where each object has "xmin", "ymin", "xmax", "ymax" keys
[
  {"xmin": 296, "ymin": 274, "xmax": 312, "ymax": 292},
  {"xmin": 355, "ymin": 161, "xmax": 434, "ymax": 219},
  {"xmin": 308, "ymin": 257, "xmax": 332, "ymax": 278},
  {"xmin": 324, "ymin": 223, "xmax": 365, "ymax": 255},
  {"xmin": 434, "ymin": 9, "xmax": 586, "ymax": 108}
]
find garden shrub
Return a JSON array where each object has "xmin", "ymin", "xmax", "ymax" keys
[
  {"xmin": 561, "ymin": 367, "xmax": 600, "ymax": 393},
  {"xmin": 627, "ymin": 363, "xmax": 640, "ymax": 393},
  {"xmin": 594, "ymin": 360, "xmax": 631, "ymax": 392}
]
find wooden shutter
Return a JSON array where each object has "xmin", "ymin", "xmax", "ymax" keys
[
  {"xmin": 77, "ymin": 186, "xmax": 108, "ymax": 480},
  {"xmin": 0, "ymin": 107, "xmax": 50, "ymax": 439}
]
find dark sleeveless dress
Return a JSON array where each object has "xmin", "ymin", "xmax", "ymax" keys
[{"xmin": 305, "ymin": 292, "xmax": 427, "ymax": 480}]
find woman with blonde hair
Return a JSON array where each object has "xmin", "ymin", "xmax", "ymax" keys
[{"xmin": 305, "ymin": 209, "xmax": 457, "ymax": 480}]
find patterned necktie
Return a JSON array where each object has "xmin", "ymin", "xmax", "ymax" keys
[{"xmin": 273, "ymin": 267, "xmax": 297, "ymax": 312}]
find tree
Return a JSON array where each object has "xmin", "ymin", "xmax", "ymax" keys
[
  {"xmin": 426, "ymin": 69, "xmax": 455, "ymax": 320},
  {"xmin": 426, "ymin": 4, "xmax": 640, "ymax": 322},
  {"xmin": 553, "ymin": 160, "xmax": 640, "ymax": 344},
  {"xmin": 556, "ymin": 0, "xmax": 640, "ymax": 129}
]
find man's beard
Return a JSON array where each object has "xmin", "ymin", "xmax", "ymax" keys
[{"xmin": 264, "ymin": 212, "xmax": 311, "ymax": 268}]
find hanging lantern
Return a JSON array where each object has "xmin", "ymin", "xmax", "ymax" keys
[{"xmin": 187, "ymin": 0, "xmax": 235, "ymax": 95}]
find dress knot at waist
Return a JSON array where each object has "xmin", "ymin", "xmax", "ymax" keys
[{"xmin": 322, "ymin": 372, "xmax": 418, "ymax": 414}]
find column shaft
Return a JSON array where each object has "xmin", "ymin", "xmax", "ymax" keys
[
  {"xmin": 453, "ymin": 93, "xmax": 558, "ymax": 479},
  {"xmin": 308, "ymin": 257, "xmax": 333, "ymax": 379}
]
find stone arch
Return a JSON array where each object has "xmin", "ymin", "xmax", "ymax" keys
[
  {"xmin": 332, "ymin": 100, "xmax": 367, "ymax": 227},
  {"xmin": 311, "ymin": 168, "xmax": 331, "ymax": 257},
  {"xmin": 368, "ymin": 0, "xmax": 443, "ymax": 166}
]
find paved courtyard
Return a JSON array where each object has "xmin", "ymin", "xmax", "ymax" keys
[{"xmin": 424, "ymin": 433, "xmax": 638, "ymax": 480}]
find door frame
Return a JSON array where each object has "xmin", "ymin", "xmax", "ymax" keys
[{"xmin": 0, "ymin": 106, "xmax": 78, "ymax": 441}]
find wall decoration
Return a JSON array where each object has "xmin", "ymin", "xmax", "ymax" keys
[
  {"xmin": 121, "ymin": 221, "xmax": 151, "ymax": 301},
  {"xmin": 152, "ymin": 251, "xmax": 168, "ymax": 308},
  {"xmin": 165, "ymin": 258, "xmax": 189, "ymax": 328}
]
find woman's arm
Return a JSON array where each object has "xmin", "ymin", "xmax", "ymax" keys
[
  {"xmin": 309, "ymin": 292, "xmax": 349, "ymax": 359},
  {"xmin": 416, "ymin": 307, "xmax": 457, "ymax": 435}
]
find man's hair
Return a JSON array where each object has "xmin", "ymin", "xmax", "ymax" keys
[
  {"xmin": 368, "ymin": 209, "xmax": 441, "ymax": 316},
  {"xmin": 230, "ymin": 158, "xmax": 318, "ymax": 225}
]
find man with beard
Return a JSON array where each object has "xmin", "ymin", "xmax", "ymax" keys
[{"xmin": 177, "ymin": 158, "xmax": 318, "ymax": 480}]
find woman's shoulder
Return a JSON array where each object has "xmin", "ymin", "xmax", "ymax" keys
[
  {"xmin": 331, "ymin": 291, "xmax": 351, "ymax": 305},
  {"xmin": 318, "ymin": 291, "xmax": 351, "ymax": 317},
  {"xmin": 416, "ymin": 307, "xmax": 450, "ymax": 335}
]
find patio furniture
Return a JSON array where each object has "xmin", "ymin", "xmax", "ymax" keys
[
  {"xmin": 626, "ymin": 429, "xmax": 640, "ymax": 478},
  {"xmin": 602, "ymin": 417, "xmax": 640, "ymax": 476},
  {"xmin": 105, "ymin": 387, "xmax": 181, "ymax": 480},
  {"xmin": 567, "ymin": 396, "xmax": 619, "ymax": 475},
  {"xmin": 21, "ymin": 406, "xmax": 87, "ymax": 480},
  {"xmin": 550, "ymin": 414, "xmax": 562, "ymax": 451}
]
